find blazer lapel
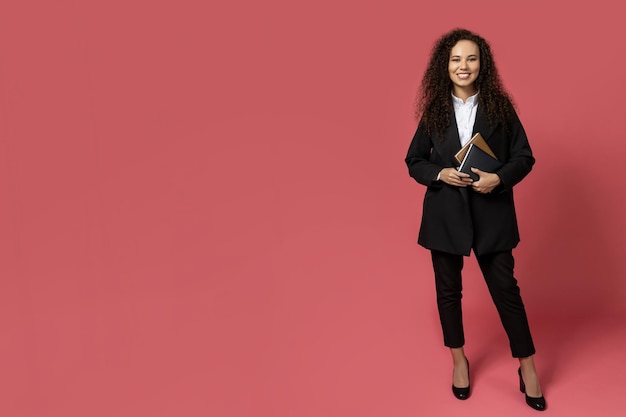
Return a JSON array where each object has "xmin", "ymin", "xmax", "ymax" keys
[
  {"xmin": 472, "ymin": 105, "xmax": 496, "ymax": 141},
  {"xmin": 431, "ymin": 111, "xmax": 463, "ymax": 166},
  {"xmin": 432, "ymin": 107, "xmax": 497, "ymax": 164}
]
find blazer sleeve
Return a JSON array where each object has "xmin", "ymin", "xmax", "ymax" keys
[
  {"xmin": 495, "ymin": 110, "xmax": 535, "ymax": 190},
  {"xmin": 405, "ymin": 122, "xmax": 444, "ymax": 188}
]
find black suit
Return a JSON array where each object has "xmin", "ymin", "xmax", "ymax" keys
[
  {"xmin": 405, "ymin": 106, "xmax": 534, "ymax": 256},
  {"xmin": 405, "ymin": 105, "xmax": 536, "ymax": 358}
]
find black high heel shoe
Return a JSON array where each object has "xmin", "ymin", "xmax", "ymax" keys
[
  {"xmin": 452, "ymin": 360, "xmax": 470, "ymax": 400},
  {"xmin": 518, "ymin": 367, "xmax": 546, "ymax": 411}
]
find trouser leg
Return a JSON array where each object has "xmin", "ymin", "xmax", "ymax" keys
[
  {"xmin": 476, "ymin": 250, "xmax": 536, "ymax": 358},
  {"xmin": 431, "ymin": 250, "xmax": 465, "ymax": 348}
]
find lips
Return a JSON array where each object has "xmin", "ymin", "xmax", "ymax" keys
[{"xmin": 457, "ymin": 73, "xmax": 471, "ymax": 79}]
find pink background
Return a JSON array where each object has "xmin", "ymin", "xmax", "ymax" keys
[{"xmin": 1, "ymin": 0, "xmax": 625, "ymax": 416}]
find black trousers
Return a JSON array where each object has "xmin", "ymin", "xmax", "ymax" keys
[{"xmin": 431, "ymin": 249, "xmax": 536, "ymax": 358}]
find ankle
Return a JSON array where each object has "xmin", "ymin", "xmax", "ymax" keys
[{"xmin": 450, "ymin": 348, "xmax": 467, "ymax": 364}]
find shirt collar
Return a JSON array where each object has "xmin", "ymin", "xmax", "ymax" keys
[{"xmin": 451, "ymin": 92, "xmax": 479, "ymax": 106}]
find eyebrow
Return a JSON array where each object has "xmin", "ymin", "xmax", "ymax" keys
[{"xmin": 451, "ymin": 54, "xmax": 479, "ymax": 58}]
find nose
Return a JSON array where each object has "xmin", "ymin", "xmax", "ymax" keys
[{"xmin": 460, "ymin": 59, "xmax": 469, "ymax": 69}]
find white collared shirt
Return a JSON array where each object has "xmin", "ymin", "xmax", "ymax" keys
[{"xmin": 452, "ymin": 92, "xmax": 479, "ymax": 146}]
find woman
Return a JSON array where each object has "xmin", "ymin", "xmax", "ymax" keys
[{"xmin": 405, "ymin": 28, "xmax": 546, "ymax": 411}]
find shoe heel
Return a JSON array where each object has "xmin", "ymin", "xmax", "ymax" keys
[{"xmin": 518, "ymin": 367, "xmax": 525, "ymax": 393}]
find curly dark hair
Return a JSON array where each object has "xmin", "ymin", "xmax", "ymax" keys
[{"xmin": 416, "ymin": 28, "xmax": 515, "ymax": 137}]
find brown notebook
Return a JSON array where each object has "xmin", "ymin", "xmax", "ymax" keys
[{"xmin": 454, "ymin": 132, "xmax": 498, "ymax": 164}]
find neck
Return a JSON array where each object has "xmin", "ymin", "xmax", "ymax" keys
[{"xmin": 452, "ymin": 87, "xmax": 478, "ymax": 102}]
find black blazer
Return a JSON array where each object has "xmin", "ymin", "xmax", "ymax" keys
[{"xmin": 405, "ymin": 106, "xmax": 535, "ymax": 256}]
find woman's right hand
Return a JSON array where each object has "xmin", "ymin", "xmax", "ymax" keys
[{"xmin": 439, "ymin": 168, "xmax": 473, "ymax": 187}]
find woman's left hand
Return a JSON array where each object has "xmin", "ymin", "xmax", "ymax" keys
[{"xmin": 470, "ymin": 168, "xmax": 501, "ymax": 194}]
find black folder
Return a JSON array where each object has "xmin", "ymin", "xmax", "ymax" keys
[
  {"xmin": 457, "ymin": 143, "xmax": 502, "ymax": 181},
  {"xmin": 454, "ymin": 132, "xmax": 497, "ymax": 164}
]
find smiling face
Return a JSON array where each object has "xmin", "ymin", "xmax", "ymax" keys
[{"xmin": 448, "ymin": 40, "xmax": 480, "ymax": 100}]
